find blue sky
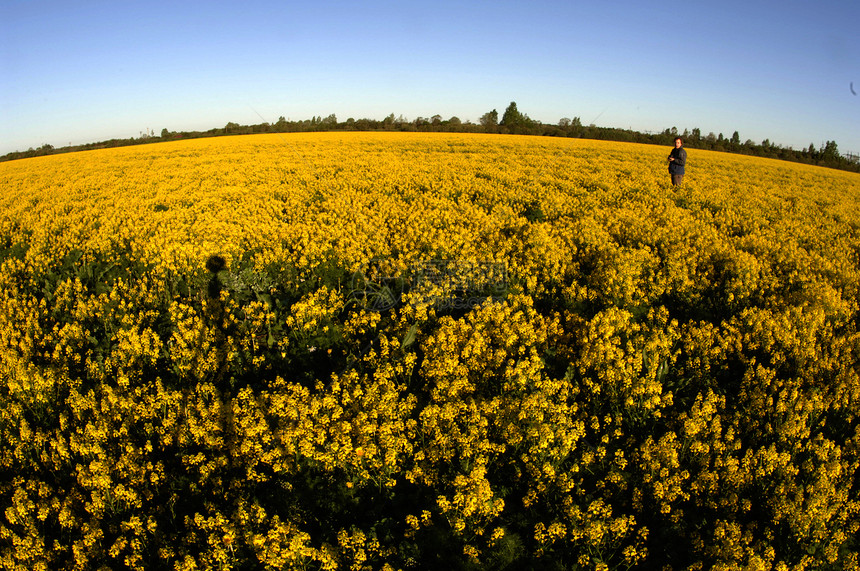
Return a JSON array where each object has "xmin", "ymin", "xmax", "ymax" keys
[{"xmin": 2, "ymin": 0, "xmax": 859, "ymax": 155}]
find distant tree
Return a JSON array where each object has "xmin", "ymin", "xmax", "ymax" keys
[
  {"xmin": 500, "ymin": 101, "xmax": 538, "ymax": 134},
  {"xmin": 731, "ymin": 131, "xmax": 741, "ymax": 145},
  {"xmin": 161, "ymin": 128, "xmax": 170, "ymax": 139},
  {"xmin": 760, "ymin": 139, "xmax": 777, "ymax": 157},
  {"xmin": 321, "ymin": 114, "xmax": 337, "ymax": 128},
  {"xmin": 501, "ymin": 102, "xmax": 524, "ymax": 129},
  {"xmin": 558, "ymin": 117, "xmax": 582, "ymax": 137},
  {"xmin": 822, "ymin": 140, "xmax": 840, "ymax": 162},
  {"xmin": 480, "ymin": 109, "xmax": 499, "ymax": 132},
  {"xmin": 447, "ymin": 116, "xmax": 461, "ymax": 126},
  {"xmin": 431, "ymin": 115, "xmax": 442, "ymax": 126}
]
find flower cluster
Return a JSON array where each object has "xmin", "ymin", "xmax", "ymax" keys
[{"xmin": 1, "ymin": 132, "xmax": 859, "ymax": 569}]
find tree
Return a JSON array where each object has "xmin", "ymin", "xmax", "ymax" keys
[
  {"xmin": 501, "ymin": 102, "xmax": 524, "ymax": 129},
  {"xmin": 499, "ymin": 101, "xmax": 538, "ymax": 134},
  {"xmin": 558, "ymin": 117, "xmax": 582, "ymax": 137},
  {"xmin": 731, "ymin": 131, "xmax": 741, "ymax": 145},
  {"xmin": 321, "ymin": 114, "xmax": 337, "ymax": 128},
  {"xmin": 480, "ymin": 109, "xmax": 499, "ymax": 132},
  {"xmin": 821, "ymin": 140, "xmax": 840, "ymax": 162}
]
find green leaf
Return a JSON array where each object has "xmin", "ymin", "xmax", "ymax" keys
[
  {"xmin": 401, "ymin": 323, "xmax": 418, "ymax": 350},
  {"xmin": 258, "ymin": 292, "xmax": 273, "ymax": 308}
]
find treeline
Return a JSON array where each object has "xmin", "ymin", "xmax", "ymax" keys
[{"xmin": 3, "ymin": 102, "xmax": 858, "ymax": 172}]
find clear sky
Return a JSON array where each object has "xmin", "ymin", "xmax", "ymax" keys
[{"xmin": 2, "ymin": 0, "xmax": 859, "ymax": 156}]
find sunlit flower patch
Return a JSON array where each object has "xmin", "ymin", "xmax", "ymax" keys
[{"xmin": 1, "ymin": 132, "xmax": 859, "ymax": 569}]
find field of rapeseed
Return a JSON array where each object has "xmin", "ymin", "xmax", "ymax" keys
[{"xmin": 1, "ymin": 132, "xmax": 860, "ymax": 570}]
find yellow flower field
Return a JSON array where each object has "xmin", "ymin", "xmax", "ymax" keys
[{"xmin": 1, "ymin": 132, "xmax": 859, "ymax": 569}]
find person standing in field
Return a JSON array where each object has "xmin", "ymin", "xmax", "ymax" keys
[{"xmin": 667, "ymin": 137, "xmax": 687, "ymax": 185}]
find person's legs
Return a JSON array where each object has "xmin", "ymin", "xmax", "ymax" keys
[{"xmin": 671, "ymin": 174, "xmax": 684, "ymax": 186}]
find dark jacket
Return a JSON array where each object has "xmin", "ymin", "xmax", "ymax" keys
[{"xmin": 668, "ymin": 147, "xmax": 687, "ymax": 175}]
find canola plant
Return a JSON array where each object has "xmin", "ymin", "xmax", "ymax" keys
[{"xmin": 1, "ymin": 132, "xmax": 859, "ymax": 569}]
